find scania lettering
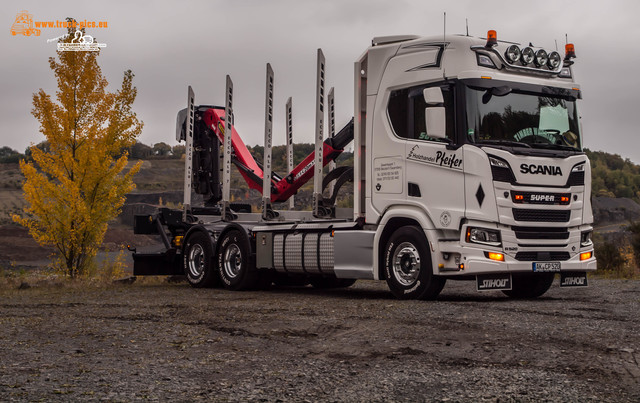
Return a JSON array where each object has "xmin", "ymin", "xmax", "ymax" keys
[
  {"xmin": 131, "ymin": 29, "xmax": 596, "ymax": 300},
  {"xmin": 520, "ymin": 164, "xmax": 563, "ymax": 176}
]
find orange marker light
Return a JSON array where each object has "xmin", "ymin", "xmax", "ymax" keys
[
  {"xmin": 515, "ymin": 194, "xmax": 524, "ymax": 201},
  {"xmin": 565, "ymin": 43, "xmax": 576, "ymax": 59},
  {"xmin": 487, "ymin": 252, "xmax": 505, "ymax": 262},
  {"xmin": 561, "ymin": 196, "xmax": 570, "ymax": 204},
  {"xmin": 486, "ymin": 30, "xmax": 498, "ymax": 48},
  {"xmin": 580, "ymin": 251, "xmax": 592, "ymax": 261}
]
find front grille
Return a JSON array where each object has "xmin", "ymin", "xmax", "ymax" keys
[
  {"xmin": 512, "ymin": 208, "xmax": 571, "ymax": 222},
  {"xmin": 512, "ymin": 226, "xmax": 569, "ymax": 240},
  {"xmin": 515, "ymin": 251, "xmax": 571, "ymax": 261}
]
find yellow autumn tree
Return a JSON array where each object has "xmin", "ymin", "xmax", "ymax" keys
[{"xmin": 13, "ymin": 25, "xmax": 142, "ymax": 277}]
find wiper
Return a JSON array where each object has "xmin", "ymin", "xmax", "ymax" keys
[
  {"xmin": 477, "ymin": 140, "xmax": 532, "ymax": 148},
  {"xmin": 530, "ymin": 142, "xmax": 578, "ymax": 151}
]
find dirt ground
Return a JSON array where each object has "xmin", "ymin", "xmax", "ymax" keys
[{"xmin": 0, "ymin": 277, "xmax": 638, "ymax": 402}]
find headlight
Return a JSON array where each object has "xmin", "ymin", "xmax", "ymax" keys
[
  {"xmin": 572, "ymin": 163, "xmax": 586, "ymax": 173},
  {"xmin": 535, "ymin": 49, "xmax": 548, "ymax": 67},
  {"xmin": 466, "ymin": 227, "xmax": 502, "ymax": 247},
  {"xmin": 521, "ymin": 47, "xmax": 535, "ymax": 65},
  {"xmin": 489, "ymin": 156, "xmax": 510, "ymax": 169},
  {"xmin": 581, "ymin": 230, "xmax": 593, "ymax": 247},
  {"xmin": 548, "ymin": 51, "xmax": 561, "ymax": 69},
  {"xmin": 505, "ymin": 45, "xmax": 521, "ymax": 63},
  {"xmin": 477, "ymin": 54, "xmax": 496, "ymax": 69},
  {"xmin": 559, "ymin": 67, "xmax": 572, "ymax": 78}
]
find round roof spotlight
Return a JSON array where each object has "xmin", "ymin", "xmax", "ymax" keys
[
  {"xmin": 548, "ymin": 51, "xmax": 562, "ymax": 69},
  {"xmin": 535, "ymin": 49, "xmax": 548, "ymax": 67},
  {"xmin": 505, "ymin": 45, "xmax": 521, "ymax": 63},
  {"xmin": 521, "ymin": 47, "xmax": 535, "ymax": 65}
]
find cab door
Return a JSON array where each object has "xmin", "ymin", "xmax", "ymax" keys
[{"xmin": 394, "ymin": 83, "xmax": 465, "ymax": 230}]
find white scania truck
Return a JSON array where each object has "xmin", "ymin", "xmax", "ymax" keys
[{"xmin": 132, "ymin": 30, "xmax": 596, "ymax": 299}]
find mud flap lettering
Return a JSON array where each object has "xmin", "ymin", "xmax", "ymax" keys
[
  {"xmin": 476, "ymin": 274, "xmax": 512, "ymax": 291},
  {"xmin": 560, "ymin": 272, "xmax": 588, "ymax": 287}
]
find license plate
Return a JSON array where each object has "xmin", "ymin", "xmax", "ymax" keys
[{"xmin": 532, "ymin": 262, "xmax": 561, "ymax": 272}]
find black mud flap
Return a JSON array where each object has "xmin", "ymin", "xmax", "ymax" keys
[
  {"xmin": 560, "ymin": 272, "xmax": 588, "ymax": 287},
  {"xmin": 133, "ymin": 246, "xmax": 183, "ymax": 276},
  {"xmin": 476, "ymin": 273, "xmax": 512, "ymax": 291}
]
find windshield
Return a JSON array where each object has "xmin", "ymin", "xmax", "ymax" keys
[{"xmin": 465, "ymin": 85, "xmax": 582, "ymax": 151}]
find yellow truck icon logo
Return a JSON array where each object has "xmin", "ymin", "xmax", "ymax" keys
[{"xmin": 10, "ymin": 10, "xmax": 41, "ymax": 36}]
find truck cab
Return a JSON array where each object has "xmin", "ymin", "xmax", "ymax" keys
[{"xmin": 354, "ymin": 32, "xmax": 595, "ymax": 296}]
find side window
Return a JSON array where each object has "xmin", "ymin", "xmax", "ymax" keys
[
  {"xmin": 388, "ymin": 83, "xmax": 455, "ymax": 142},
  {"xmin": 388, "ymin": 89, "xmax": 409, "ymax": 137}
]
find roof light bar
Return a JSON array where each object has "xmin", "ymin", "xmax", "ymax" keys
[{"xmin": 474, "ymin": 30, "xmax": 575, "ymax": 76}]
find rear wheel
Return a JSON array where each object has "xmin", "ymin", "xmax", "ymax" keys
[
  {"xmin": 217, "ymin": 230, "xmax": 258, "ymax": 290},
  {"xmin": 184, "ymin": 231, "xmax": 220, "ymax": 287},
  {"xmin": 502, "ymin": 273, "xmax": 554, "ymax": 299},
  {"xmin": 384, "ymin": 226, "xmax": 445, "ymax": 300}
]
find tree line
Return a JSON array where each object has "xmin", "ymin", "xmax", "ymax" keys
[
  {"xmin": 0, "ymin": 141, "xmax": 186, "ymax": 163},
  {"xmin": 0, "ymin": 141, "xmax": 354, "ymax": 170}
]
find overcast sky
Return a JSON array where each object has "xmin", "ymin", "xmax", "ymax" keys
[{"xmin": 2, "ymin": 0, "xmax": 640, "ymax": 162}]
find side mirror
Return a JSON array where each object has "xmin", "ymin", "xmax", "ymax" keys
[
  {"xmin": 423, "ymin": 87, "xmax": 443, "ymax": 105},
  {"xmin": 423, "ymin": 88, "xmax": 446, "ymax": 140}
]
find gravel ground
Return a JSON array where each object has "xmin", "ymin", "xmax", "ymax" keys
[{"xmin": 0, "ymin": 277, "xmax": 639, "ymax": 402}]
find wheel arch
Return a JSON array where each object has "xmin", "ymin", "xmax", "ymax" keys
[
  {"xmin": 214, "ymin": 223, "xmax": 254, "ymax": 258},
  {"xmin": 182, "ymin": 224, "xmax": 217, "ymax": 256},
  {"xmin": 374, "ymin": 205, "xmax": 437, "ymax": 281}
]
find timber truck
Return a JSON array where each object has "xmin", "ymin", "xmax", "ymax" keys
[{"xmin": 131, "ymin": 29, "xmax": 596, "ymax": 299}]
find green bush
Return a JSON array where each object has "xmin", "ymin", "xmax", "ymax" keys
[{"xmin": 595, "ymin": 241, "xmax": 626, "ymax": 273}]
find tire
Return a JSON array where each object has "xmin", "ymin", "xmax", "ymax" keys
[
  {"xmin": 309, "ymin": 277, "xmax": 357, "ymax": 289},
  {"xmin": 217, "ymin": 230, "xmax": 258, "ymax": 291},
  {"xmin": 502, "ymin": 273, "xmax": 554, "ymax": 299},
  {"xmin": 384, "ymin": 226, "xmax": 445, "ymax": 300},
  {"xmin": 183, "ymin": 231, "xmax": 220, "ymax": 288}
]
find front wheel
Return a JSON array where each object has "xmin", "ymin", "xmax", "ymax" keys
[
  {"xmin": 502, "ymin": 273, "xmax": 554, "ymax": 299},
  {"xmin": 384, "ymin": 226, "xmax": 445, "ymax": 300},
  {"xmin": 184, "ymin": 231, "xmax": 220, "ymax": 288},
  {"xmin": 217, "ymin": 230, "xmax": 258, "ymax": 290}
]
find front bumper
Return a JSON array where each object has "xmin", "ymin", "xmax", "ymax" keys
[
  {"xmin": 435, "ymin": 239, "xmax": 596, "ymax": 276},
  {"xmin": 462, "ymin": 248, "xmax": 596, "ymax": 275}
]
